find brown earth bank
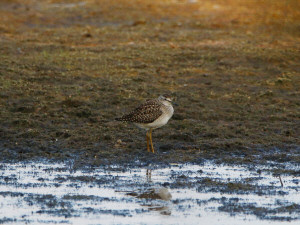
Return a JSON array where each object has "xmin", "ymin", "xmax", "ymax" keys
[{"xmin": 0, "ymin": 0, "xmax": 299, "ymax": 166}]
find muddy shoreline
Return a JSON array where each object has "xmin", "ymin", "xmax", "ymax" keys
[
  {"xmin": 0, "ymin": 0, "xmax": 299, "ymax": 170},
  {"xmin": 1, "ymin": 1, "xmax": 299, "ymax": 224}
]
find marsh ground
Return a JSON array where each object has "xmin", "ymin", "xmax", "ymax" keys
[
  {"xmin": 0, "ymin": 0, "xmax": 299, "ymax": 166},
  {"xmin": 1, "ymin": 1, "xmax": 300, "ymax": 224}
]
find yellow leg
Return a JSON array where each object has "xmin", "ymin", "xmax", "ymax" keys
[
  {"xmin": 146, "ymin": 131, "xmax": 150, "ymax": 152},
  {"xmin": 149, "ymin": 128, "xmax": 155, "ymax": 153}
]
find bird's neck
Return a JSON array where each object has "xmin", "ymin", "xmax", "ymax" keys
[{"xmin": 160, "ymin": 100, "xmax": 172, "ymax": 107}]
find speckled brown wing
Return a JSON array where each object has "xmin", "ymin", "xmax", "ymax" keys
[{"xmin": 116, "ymin": 100, "xmax": 163, "ymax": 124}]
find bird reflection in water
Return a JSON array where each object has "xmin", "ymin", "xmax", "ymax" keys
[{"xmin": 126, "ymin": 168, "xmax": 172, "ymax": 216}]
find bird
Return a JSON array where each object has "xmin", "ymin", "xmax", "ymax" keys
[{"xmin": 116, "ymin": 95, "xmax": 174, "ymax": 153}]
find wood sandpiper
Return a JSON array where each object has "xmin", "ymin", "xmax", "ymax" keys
[{"xmin": 116, "ymin": 95, "xmax": 174, "ymax": 153}]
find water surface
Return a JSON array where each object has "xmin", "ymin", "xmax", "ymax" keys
[{"xmin": 0, "ymin": 162, "xmax": 299, "ymax": 224}]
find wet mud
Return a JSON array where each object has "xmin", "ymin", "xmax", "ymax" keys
[{"xmin": 0, "ymin": 0, "xmax": 299, "ymax": 166}]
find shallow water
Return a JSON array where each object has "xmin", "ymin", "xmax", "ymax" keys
[{"xmin": 0, "ymin": 161, "xmax": 299, "ymax": 224}]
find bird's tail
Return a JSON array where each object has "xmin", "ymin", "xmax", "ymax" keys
[{"xmin": 115, "ymin": 117, "xmax": 125, "ymax": 121}]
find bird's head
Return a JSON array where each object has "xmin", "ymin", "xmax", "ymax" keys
[{"xmin": 158, "ymin": 94, "xmax": 173, "ymax": 105}]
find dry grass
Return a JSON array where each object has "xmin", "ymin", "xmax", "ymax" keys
[{"xmin": 0, "ymin": 0, "xmax": 299, "ymax": 163}]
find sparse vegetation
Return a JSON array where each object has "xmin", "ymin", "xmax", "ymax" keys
[{"xmin": 0, "ymin": 0, "xmax": 299, "ymax": 165}]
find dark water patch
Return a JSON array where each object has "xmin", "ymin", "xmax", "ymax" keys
[
  {"xmin": 0, "ymin": 217, "xmax": 16, "ymax": 224},
  {"xmin": 219, "ymin": 201, "xmax": 300, "ymax": 221},
  {"xmin": 63, "ymin": 194, "xmax": 109, "ymax": 201}
]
